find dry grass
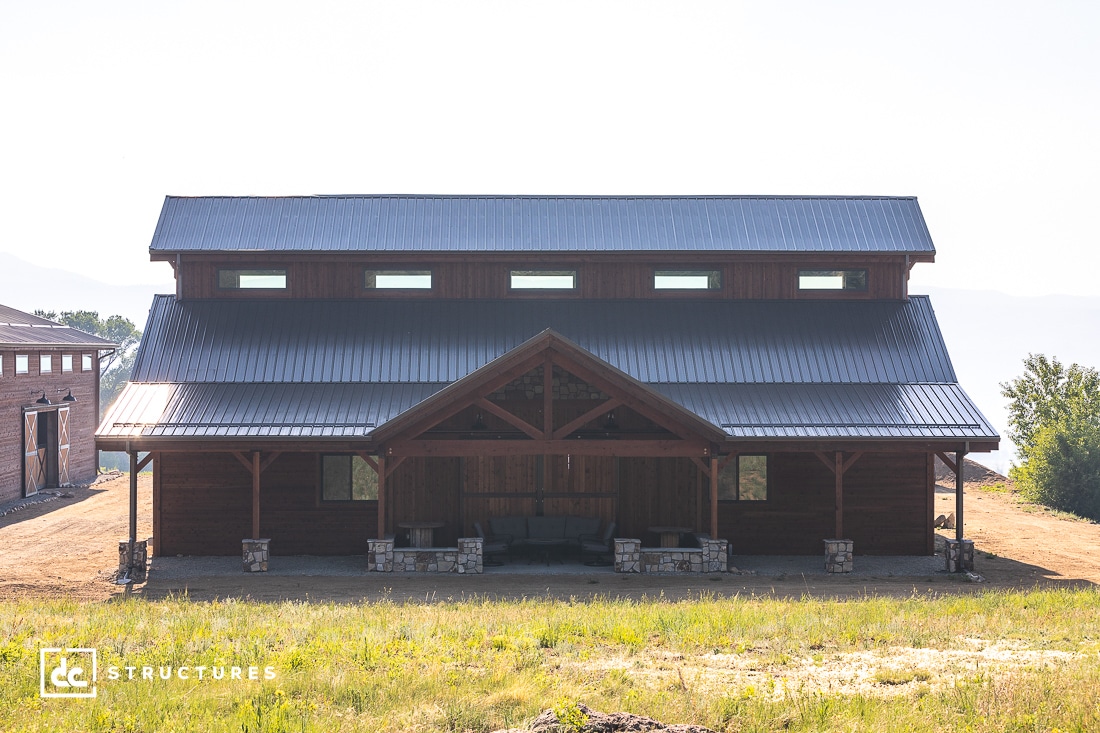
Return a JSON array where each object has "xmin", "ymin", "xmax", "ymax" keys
[{"xmin": 2, "ymin": 588, "xmax": 1099, "ymax": 732}]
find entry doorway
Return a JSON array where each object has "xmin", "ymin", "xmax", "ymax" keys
[{"xmin": 23, "ymin": 406, "xmax": 70, "ymax": 496}]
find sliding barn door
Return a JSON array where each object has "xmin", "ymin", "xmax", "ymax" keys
[
  {"xmin": 23, "ymin": 411, "xmax": 43, "ymax": 496},
  {"xmin": 58, "ymin": 406, "xmax": 70, "ymax": 487}
]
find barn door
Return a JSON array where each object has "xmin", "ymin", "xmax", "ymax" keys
[
  {"xmin": 23, "ymin": 411, "xmax": 43, "ymax": 496},
  {"xmin": 58, "ymin": 406, "xmax": 70, "ymax": 487}
]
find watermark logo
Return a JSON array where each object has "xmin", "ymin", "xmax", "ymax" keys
[{"xmin": 40, "ymin": 648, "xmax": 97, "ymax": 698}]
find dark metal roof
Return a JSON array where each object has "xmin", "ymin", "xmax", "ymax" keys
[
  {"xmin": 0, "ymin": 304, "xmax": 118, "ymax": 349},
  {"xmin": 653, "ymin": 383, "xmax": 998, "ymax": 439},
  {"xmin": 150, "ymin": 195, "xmax": 935, "ymax": 254},
  {"xmin": 98, "ymin": 382, "xmax": 446, "ymax": 439},
  {"xmin": 130, "ymin": 295, "xmax": 956, "ymax": 385}
]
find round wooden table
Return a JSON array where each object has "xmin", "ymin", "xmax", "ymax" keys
[
  {"xmin": 398, "ymin": 521, "xmax": 445, "ymax": 548},
  {"xmin": 647, "ymin": 525, "xmax": 693, "ymax": 548}
]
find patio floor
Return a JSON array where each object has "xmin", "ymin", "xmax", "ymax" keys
[{"xmin": 148, "ymin": 552, "xmax": 946, "ymax": 580}]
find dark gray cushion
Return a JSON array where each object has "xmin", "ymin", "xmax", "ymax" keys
[
  {"xmin": 528, "ymin": 516, "xmax": 566, "ymax": 539},
  {"xmin": 489, "ymin": 517, "xmax": 528, "ymax": 542},
  {"xmin": 565, "ymin": 516, "xmax": 601, "ymax": 540}
]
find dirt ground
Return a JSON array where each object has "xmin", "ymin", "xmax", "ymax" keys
[{"xmin": 0, "ymin": 468, "xmax": 1097, "ymax": 603}]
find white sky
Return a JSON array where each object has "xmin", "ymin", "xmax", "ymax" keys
[{"xmin": 1, "ymin": 1, "xmax": 1098, "ymax": 296}]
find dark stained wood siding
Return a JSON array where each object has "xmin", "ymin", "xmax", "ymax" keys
[
  {"xmin": 543, "ymin": 455, "xmax": 617, "ymax": 525},
  {"xmin": 618, "ymin": 457, "xmax": 702, "ymax": 541},
  {"xmin": 718, "ymin": 452, "xmax": 932, "ymax": 555},
  {"xmin": 841, "ymin": 452, "xmax": 933, "ymax": 555},
  {"xmin": 0, "ymin": 348, "xmax": 101, "ymax": 503},
  {"xmin": 177, "ymin": 255, "xmax": 910, "ymax": 301},
  {"xmin": 153, "ymin": 450, "xmax": 932, "ymax": 556},
  {"xmin": 156, "ymin": 452, "xmax": 378, "ymax": 556},
  {"xmin": 388, "ymin": 457, "xmax": 463, "ymax": 546},
  {"xmin": 460, "ymin": 456, "xmax": 539, "ymax": 535}
]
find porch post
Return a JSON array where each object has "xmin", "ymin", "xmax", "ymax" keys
[
  {"xmin": 377, "ymin": 454, "xmax": 387, "ymax": 540},
  {"xmin": 834, "ymin": 451, "xmax": 844, "ymax": 540},
  {"xmin": 709, "ymin": 456, "xmax": 718, "ymax": 538},
  {"xmin": 251, "ymin": 451, "xmax": 260, "ymax": 539},
  {"xmin": 129, "ymin": 450, "xmax": 138, "ymax": 545},
  {"xmin": 955, "ymin": 448, "xmax": 966, "ymax": 543}
]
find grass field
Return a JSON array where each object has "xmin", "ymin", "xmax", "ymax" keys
[{"xmin": 2, "ymin": 589, "xmax": 1099, "ymax": 732}]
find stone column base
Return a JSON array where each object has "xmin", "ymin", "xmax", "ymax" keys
[
  {"xmin": 824, "ymin": 539, "xmax": 853, "ymax": 573},
  {"xmin": 614, "ymin": 539, "xmax": 641, "ymax": 573},
  {"xmin": 118, "ymin": 539, "xmax": 148, "ymax": 582},
  {"xmin": 456, "ymin": 537, "xmax": 483, "ymax": 574},
  {"xmin": 944, "ymin": 538, "xmax": 974, "ymax": 572},
  {"xmin": 367, "ymin": 538, "xmax": 395, "ymax": 572},
  {"xmin": 242, "ymin": 539, "xmax": 270, "ymax": 572}
]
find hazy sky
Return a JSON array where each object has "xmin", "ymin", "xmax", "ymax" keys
[{"xmin": 1, "ymin": 1, "xmax": 1097, "ymax": 296}]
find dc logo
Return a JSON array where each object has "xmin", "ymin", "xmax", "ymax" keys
[{"xmin": 40, "ymin": 648, "xmax": 97, "ymax": 698}]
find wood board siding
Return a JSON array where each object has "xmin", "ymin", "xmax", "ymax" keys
[
  {"xmin": 177, "ymin": 256, "xmax": 909, "ymax": 301},
  {"xmin": 618, "ymin": 457, "xmax": 702, "ymax": 541},
  {"xmin": 718, "ymin": 452, "xmax": 932, "ymax": 555},
  {"xmin": 156, "ymin": 452, "xmax": 378, "ymax": 556},
  {"xmin": 153, "ymin": 450, "xmax": 932, "ymax": 556},
  {"xmin": 0, "ymin": 348, "xmax": 100, "ymax": 503}
]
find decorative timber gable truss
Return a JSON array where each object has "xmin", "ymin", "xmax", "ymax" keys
[{"xmin": 371, "ymin": 330, "xmax": 728, "ymax": 460}]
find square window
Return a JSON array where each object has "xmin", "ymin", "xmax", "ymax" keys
[
  {"xmin": 40, "ymin": 354, "xmax": 52, "ymax": 374},
  {"xmin": 510, "ymin": 270, "xmax": 577, "ymax": 290},
  {"xmin": 321, "ymin": 455, "xmax": 378, "ymax": 501},
  {"xmin": 798, "ymin": 269, "xmax": 867, "ymax": 291},
  {"xmin": 16, "ymin": 354, "xmax": 28, "ymax": 374},
  {"xmin": 654, "ymin": 270, "xmax": 721, "ymax": 290},
  {"xmin": 82, "ymin": 354, "xmax": 93, "ymax": 371},
  {"xmin": 62, "ymin": 354, "xmax": 73, "ymax": 373},
  {"xmin": 364, "ymin": 269, "xmax": 433, "ymax": 289},
  {"xmin": 218, "ymin": 269, "xmax": 288, "ymax": 289},
  {"xmin": 718, "ymin": 455, "xmax": 768, "ymax": 501}
]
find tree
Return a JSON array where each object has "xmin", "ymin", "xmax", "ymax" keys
[
  {"xmin": 1001, "ymin": 354, "xmax": 1100, "ymax": 519},
  {"xmin": 1001, "ymin": 354, "xmax": 1100, "ymax": 451},
  {"xmin": 34, "ymin": 309, "xmax": 142, "ymax": 416}
]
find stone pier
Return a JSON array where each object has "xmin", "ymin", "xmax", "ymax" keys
[
  {"xmin": 117, "ymin": 539, "xmax": 148, "ymax": 582},
  {"xmin": 824, "ymin": 539, "xmax": 853, "ymax": 573},
  {"xmin": 944, "ymin": 538, "xmax": 975, "ymax": 572},
  {"xmin": 242, "ymin": 539, "xmax": 270, "ymax": 572}
]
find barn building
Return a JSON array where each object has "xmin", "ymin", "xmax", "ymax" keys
[
  {"xmin": 96, "ymin": 196, "xmax": 997, "ymax": 569},
  {"xmin": 1, "ymin": 305, "xmax": 116, "ymax": 503}
]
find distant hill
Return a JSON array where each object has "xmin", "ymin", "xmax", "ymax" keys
[
  {"xmin": 918, "ymin": 286, "xmax": 1100, "ymax": 474},
  {"xmin": 0, "ymin": 252, "xmax": 168, "ymax": 328}
]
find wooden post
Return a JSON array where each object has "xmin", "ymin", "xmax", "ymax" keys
[
  {"xmin": 251, "ymin": 451, "xmax": 261, "ymax": 539},
  {"xmin": 834, "ymin": 451, "xmax": 843, "ymax": 539},
  {"xmin": 956, "ymin": 449, "xmax": 966, "ymax": 543},
  {"xmin": 129, "ymin": 450, "xmax": 138, "ymax": 543},
  {"xmin": 377, "ymin": 454, "xmax": 386, "ymax": 540},
  {"xmin": 709, "ymin": 455, "xmax": 718, "ymax": 538}
]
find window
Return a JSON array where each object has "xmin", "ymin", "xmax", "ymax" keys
[
  {"xmin": 62, "ymin": 354, "xmax": 73, "ymax": 373},
  {"xmin": 510, "ymin": 270, "xmax": 577, "ymax": 290},
  {"xmin": 718, "ymin": 455, "xmax": 768, "ymax": 501},
  {"xmin": 798, "ymin": 269, "xmax": 867, "ymax": 291},
  {"xmin": 0, "ymin": 354, "xmax": 3, "ymax": 376},
  {"xmin": 218, "ymin": 269, "xmax": 288, "ymax": 290},
  {"xmin": 654, "ymin": 269, "xmax": 721, "ymax": 290},
  {"xmin": 40, "ymin": 354, "xmax": 52, "ymax": 374},
  {"xmin": 16, "ymin": 354, "xmax": 28, "ymax": 374},
  {"xmin": 82, "ymin": 353, "xmax": 93, "ymax": 371},
  {"xmin": 364, "ymin": 269, "xmax": 433, "ymax": 289},
  {"xmin": 321, "ymin": 455, "xmax": 378, "ymax": 501}
]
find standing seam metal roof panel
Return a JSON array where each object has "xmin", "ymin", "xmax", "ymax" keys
[
  {"xmin": 149, "ymin": 196, "xmax": 936, "ymax": 254},
  {"xmin": 129, "ymin": 295, "xmax": 957, "ymax": 386}
]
